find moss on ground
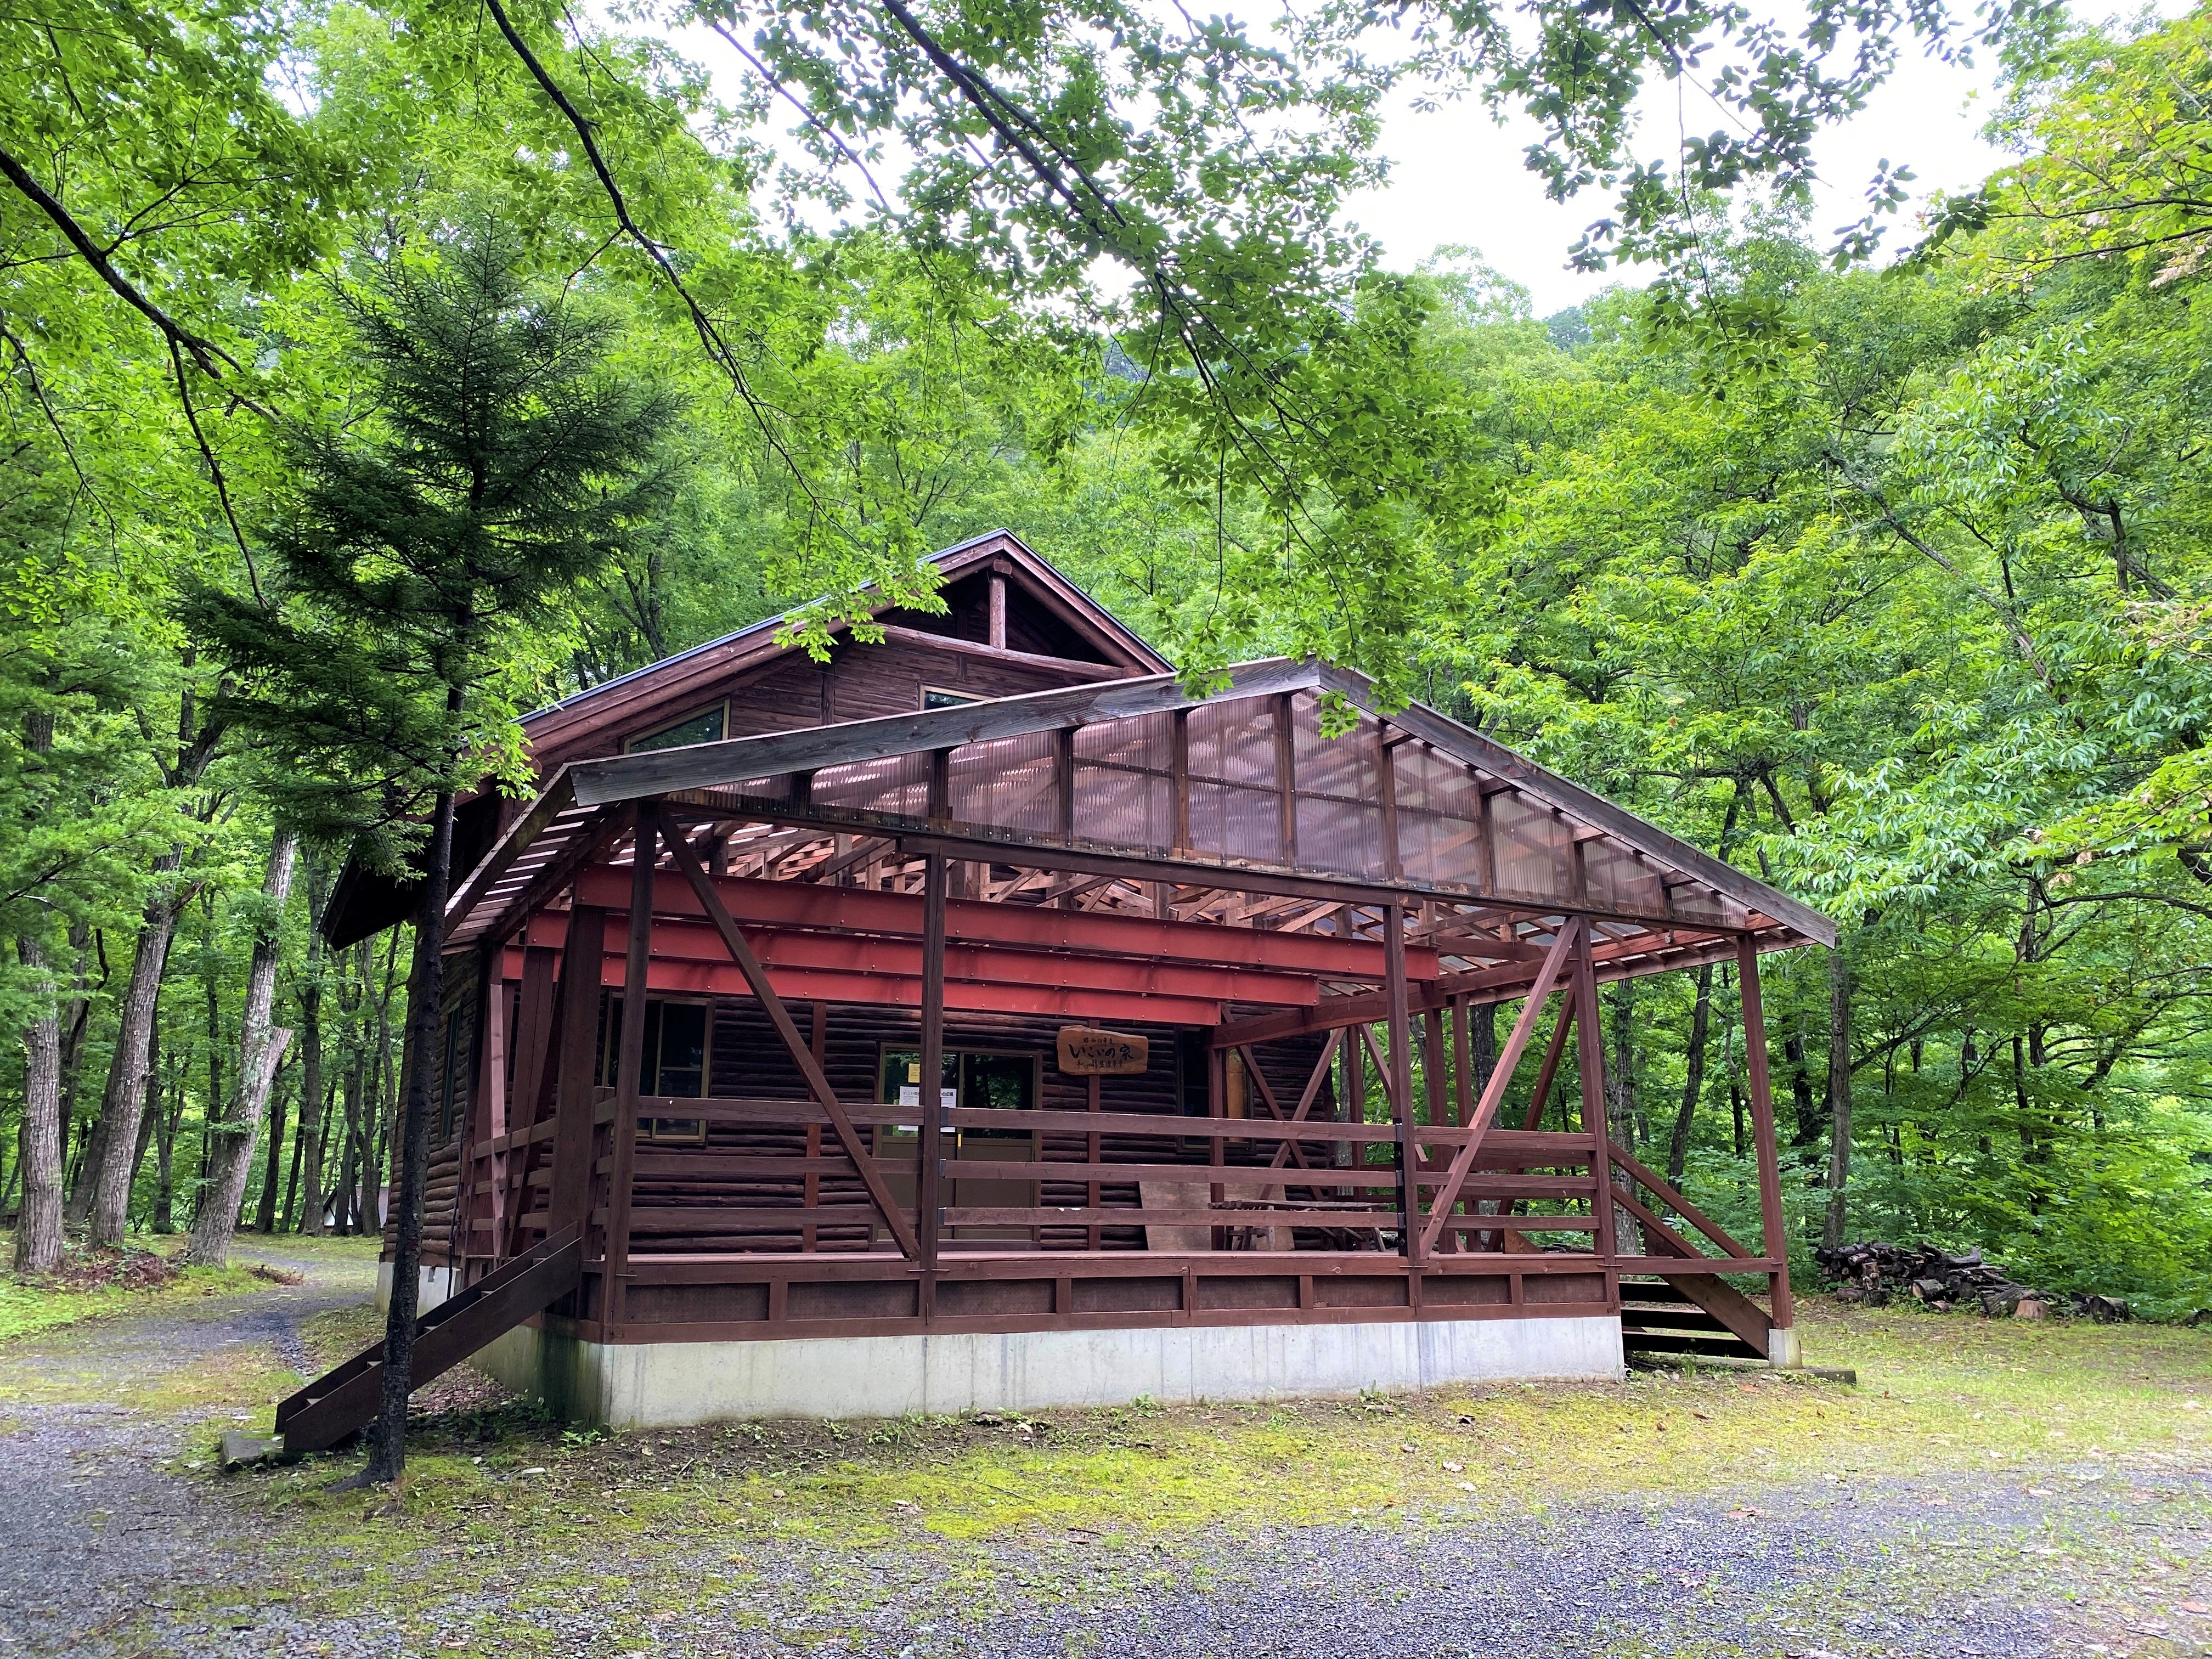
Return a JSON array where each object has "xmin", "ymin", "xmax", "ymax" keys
[{"xmin": 179, "ymin": 1295, "xmax": 2209, "ymax": 1653}]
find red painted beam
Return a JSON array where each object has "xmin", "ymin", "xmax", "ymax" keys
[
  {"xmin": 498, "ymin": 946, "xmax": 1222, "ymax": 1026},
  {"xmin": 569, "ymin": 867, "xmax": 1440, "ymax": 981},
  {"xmin": 517, "ymin": 910, "xmax": 1317, "ymax": 1005}
]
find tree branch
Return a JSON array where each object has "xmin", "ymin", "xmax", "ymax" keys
[{"xmin": 0, "ymin": 137, "xmax": 245, "ymax": 380}]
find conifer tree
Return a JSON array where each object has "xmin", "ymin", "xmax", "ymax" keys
[{"xmin": 186, "ymin": 221, "xmax": 679, "ymax": 1485}]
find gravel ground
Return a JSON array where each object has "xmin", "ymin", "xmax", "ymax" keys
[
  {"xmin": 0, "ymin": 1241, "xmax": 372, "ymax": 1656},
  {"xmin": 4, "ymin": 1257, "xmax": 2208, "ymax": 1659}
]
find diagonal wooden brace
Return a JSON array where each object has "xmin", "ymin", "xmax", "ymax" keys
[
  {"xmin": 663, "ymin": 827, "xmax": 923, "ymax": 1260},
  {"xmin": 1263, "ymin": 1028, "xmax": 1344, "ymax": 1176},
  {"xmin": 1418, "ymin": 921, "xmax": 1580, "ymax": 1256}
]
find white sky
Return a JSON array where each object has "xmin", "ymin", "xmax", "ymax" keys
[
  {"xmin": 1345, "ymin": 48, "xmax": 2014, "ymax": 317},
  {"xmin": 664, "ymin": 3, "xmax": 2187, "ymax": 318}
]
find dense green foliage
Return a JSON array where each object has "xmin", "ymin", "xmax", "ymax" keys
[{"xmin": 3, "ymin": 0, "xmax": 2208, "ymax": 1318}]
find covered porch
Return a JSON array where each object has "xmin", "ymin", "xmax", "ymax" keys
[{"xmin": 420, "ymin": 658, "xmax": 1831, "ymax": 1422}]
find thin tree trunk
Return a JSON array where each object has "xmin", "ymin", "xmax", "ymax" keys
[
  {"xmin": 1821, "ymin": 940, "xmax": 1853, "ymax": 1250},
  {"xmin": 335, "ymin": 1054, "xmax": 363, "ymax": 1235},
  {"xmin": 255, "ymin": 1074, "xmax": 289, "ymax": 1233},
  {"xmin": 86, "ymin": 866, "xmax": 189, "ymax": 1246},
  {"xmin": 186, "ymin": 831, "xmax": 297, "ymax": 1266},
  {"xmin": 297, "ymin": 854, "xmax": 329, "ymax": 1234},
  {"xmin": 280, "ymin": 1091, "xmax": 307, "ymax": 1231},
  {"xmin": 14, "ymin": 931, "xmax": 64, "ymax": 1274},
  {"xmin": 1786, "ymin": 1022, "xmax": 1822, "ymax": 1150},
  {"xmin": 1667, "ymin": 963, "xmax": 1715, "ymax": 1185},
  {"xmin": 54, "ymin": 923, "xmax": 93, "ymax": 1198},
  {"xmin": 350, "ymin": 788, "xmax": 456, "ymax": 1487},
  {"xmin": 151, "ymin": 1062, "xmax": 183, "ymax": 1234}
]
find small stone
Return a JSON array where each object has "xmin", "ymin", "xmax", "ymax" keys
[
  {"xmin": 1441, "ymin": 1460, "xmax": 1463, "ymax": 1474},
  {"xmin": 518, "ymin": 1467, "xmax": 548, "ymax": 1477}
]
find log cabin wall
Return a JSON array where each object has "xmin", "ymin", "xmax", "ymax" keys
[{"xmin": 413, "ymin": 986, "xmax": 1340, "ymax": 1274}]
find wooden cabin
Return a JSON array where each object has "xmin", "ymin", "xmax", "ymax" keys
[{"xmin": 321, "ymin": 530, "xmax": 1832, "ymax": 1432}]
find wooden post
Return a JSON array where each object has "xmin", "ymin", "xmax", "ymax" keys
[
  {"xmin": 1422, "ymin": 1006, "xmax": 1448, "ymax": 1127},
  {"xmin": 546, "ymin": 902, "xmax": 608, "ymax": 1241},
  {"xmin": 603, "ymin": 813, "xmax": 656, "ymax": 1332},
  {"xmin": 919, "ymin": 854, "xmax": 947, "ymax": 1299},
  {"xmin": 987, "ymin": 571, "xmax": 1007, "ymax": 649},
  {"xmin": 804, "ymin": 1002, "xmax": 825, "ymax": 1253},
  {"xmin": 1379, "ymin": 735, "xmax": 1402, "ymax": 881},
  {"xmin": 1342, "ymin": 1017, "xmax": 1363, "ymax": 1195},
  {"xmin": 1571, "ymin": 918, "xmax": 1619, "ymax": 1263},
  {"xmin": 1385, "ymin": 902, "xmax": 1420, "ymax": 1262},
  {"xmin": 1086, "ymin": 1071, "xmax": 1102, "ymax": 1251},
  {"xmin": 1207, "ymin": 1043, "xmax": 1226, "ymax": 1249},
  {"xmin": 1736, "ymin": 934, "xmax": 1798, "ymax": 1344},
  {"xmin": 1054, "ymin": 728, "xmax": 1076, "ymax": 853},
  {"xmin": 1170, "ymin": 709, "xmax": 1191, "ymax": 853},
  {"xmin": 466, "ymin": 962, "xmax": 509, "ymax": 1278}
]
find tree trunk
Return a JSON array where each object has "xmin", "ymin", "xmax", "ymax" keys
[
  {"xmin": 1820, "ymin": 941, "xmax": 1853, "ymax": 1250},
  {"xmin": 1786, "ymin": 1023, "xmax": 1822, "ymax": 1149},
  {"xmin": 86, "ymin": 864, "xmax": 189, "ymax": 1246},
  {"xmin": 14, "ymin": 932, "xmax": 65, "ymax": 1274},
  {"xmin": 151, "ymin": 1064, "xmax": 182, "ymax": 1234},
  {"xmin": 185, "ymin": 831, "xmax": 298, "ymax": 1266},
  {"xmin": 335, "ymin": 1054, "xmax": 363, "ymax": 1235},
  {"xmin": 255, "ymin": 1073, "xmax": 289, "ymax": 1233},
  {"xmin": 1605, "ymin": 981, "xmax": 1637, "ymax": 1148},
  {"xmin": 353, "ymin": 788, "xmax": 456, "ymax": 1486},
  {"xmin": 297, "ymin": 855, "xmax": 330, "ymax": 1234},
  {"xmin": 1667, "ymin": 963, "xmax": 1714, "ymax": 1185},
  {"xmin": 280, "ymin": 1094, "xmax": 307, "ymax": 1231},
  {"xmin": 54, "ymin": 923, "xmax": 92, "ymax": 1200},
  {"xmin": 1468, "ymin": 1001, "xmax": 1496, "ymax": 1105}
]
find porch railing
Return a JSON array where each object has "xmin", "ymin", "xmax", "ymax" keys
[{"xmin": 460, "ymin": 1094, "xmax": 1770, "ymax": 1274}]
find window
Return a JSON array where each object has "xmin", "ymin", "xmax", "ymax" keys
[
  {"xmin": 877, "ymin": 1047, "xmax": 1037, "ymax": 1140},
  {"xmin": 625, "ymin": 703, "xmax": 727, "ymax": 754},
  {"xmin": 435, "ymin": 1009, "xmax": 468, "ymax": 1143},
  {"xmin": 601, "ymin": 998, "xmax": 713, "ymax": 1142},
  {"xmin": 921, "ymin": 686, "xmax": 987, "ymax": 711}
]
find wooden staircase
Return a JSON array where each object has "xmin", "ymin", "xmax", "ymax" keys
[
  {"xmin": 276, "ymin": 1226, "xmax": 582, "ymax": 1456},
  {"xmin": 1618, "ymin": 1274, "xmax": 1772, "ymax": 1364}
]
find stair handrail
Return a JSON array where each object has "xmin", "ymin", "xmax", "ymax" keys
[{"xmin": 1606, "ymin": 1144, "xmax": 1753, "ymax": 1260}]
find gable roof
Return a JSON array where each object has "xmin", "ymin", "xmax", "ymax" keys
[
  {"xmin": 445, "ymin": 656, "xmax": 1835, "ymax": 968},
  {"xmin": 519, "ymin": 529, "xmax": 1169, "ymax": 760}
]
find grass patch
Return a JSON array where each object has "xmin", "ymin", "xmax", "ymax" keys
[{"xmin": 0, "ymin": 1241, "xmax": 265, "ymax": 1344}]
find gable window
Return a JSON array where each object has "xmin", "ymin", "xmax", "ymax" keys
[
  {"xmin": 921, "ymin": 686, "xmax": 986, "ymax": 712},
  {"xmin": 625, "ymin": 703, "xmax": 726, "ymax": 754},
  {"xmin": 600, "ymin": 997, "xmax": 712, "ymax": 1143}
]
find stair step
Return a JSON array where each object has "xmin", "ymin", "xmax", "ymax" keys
[{"xmin": 277, "ymin": 1227, "xmax": 582, "ymax": 1458}]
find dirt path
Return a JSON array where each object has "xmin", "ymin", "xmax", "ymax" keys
[
  {"xmin": 4, "ymin": 1267, "xmax": 2209, "ymax": 1659},
  {"xmin": 0, "ymin": 1242, "xmax": 375, "ymax": 1657}
]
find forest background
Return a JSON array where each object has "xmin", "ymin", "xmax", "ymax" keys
[{"xmin": 6, "ymin": 0, "xmax": 2212, "ymax": 1318}]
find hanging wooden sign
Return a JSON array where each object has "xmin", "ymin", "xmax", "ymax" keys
[{"xmin": 1056, "ymin": 1026, "xmax": 1149, "ymax": 1075}]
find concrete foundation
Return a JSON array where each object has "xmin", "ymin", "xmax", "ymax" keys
[
  {"xmin": 375, "ymin": 1259, "xmax": 455, "ymax": 1314},
  {"xmin": 464, "ymin": 1314, "xmax": 1626, "ymax": 1427}
]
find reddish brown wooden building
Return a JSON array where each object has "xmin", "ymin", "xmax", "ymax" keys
[{"xmin": 311, "ymin": 531, "xmax": 1832, "ymax": 1435}]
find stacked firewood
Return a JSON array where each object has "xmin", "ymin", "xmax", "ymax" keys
[{"xmin": 1814, "ymin": 1240, "xmax": 2130, "ymax": 1321}]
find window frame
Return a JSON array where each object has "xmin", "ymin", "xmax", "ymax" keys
[
  {"xmin": 920, "ymin": 685, "xmax": 988, "ymax": 712},
  {"xmin": 600, "ymin": 994, "xmax": 715, "ymax": 1144},
  {"xmin": 623, "ymin": 699, "xmax": 730, "ymax": 755}
]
